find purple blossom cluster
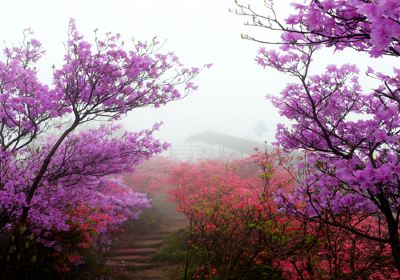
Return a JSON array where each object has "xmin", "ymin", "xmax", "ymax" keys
[
  {"xmin": 286, "ymin": 0, "xmax": 400, "ymax": 56},
  {"xmin": 0, "ymin": 19, "xmax": 203, "ymax": 274}
]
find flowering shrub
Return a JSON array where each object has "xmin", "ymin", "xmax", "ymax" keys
[
  {"xmin": 48, "ymin": 179, "xmax": 150, "ymax": 273},
  {"xmin": 168, "ymin": 155, "xmax": 294, "ymax": 279},
  {"xmin": 169, "ymin": 152, "xmax": 400, "ymax": 279}
]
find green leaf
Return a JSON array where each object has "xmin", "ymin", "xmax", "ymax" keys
[
  {"xmin": 9, "ymin": 245, "xmax": 16, "ymax": 254},
  {"xmin": 19, "ymin": 225, "xmax": 26, "ymax": 234},
  {"xmin": 204, "ymin": 208, "xmax": 212, "ymax": 215},
  {"xmin": 248, "ymin": 223, "xmax": 256, "ymax": 228}
]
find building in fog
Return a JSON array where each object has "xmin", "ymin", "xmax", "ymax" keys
[{"xmin": 168, "ymin": 130, "xmax": 267, "ymax": 161}]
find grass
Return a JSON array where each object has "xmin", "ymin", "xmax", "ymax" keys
[{"xmin": 152, "ymin": 229, "xmax": 189, "ymax": 263}]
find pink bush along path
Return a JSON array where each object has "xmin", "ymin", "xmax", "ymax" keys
[
  {"xmin": 0, "ymin": 19, "xmax": 206, "ymax": 262},
  {"xmin": 168, "ymin": 153, "xmax": 400, "ymax": 279},
  {"xmin": 236, "ymin": 0, "xmax": 400, "ymax": 273},
  {"xmin": 168, "ymin": 158, "xmax": 283, "ymax": 279}
]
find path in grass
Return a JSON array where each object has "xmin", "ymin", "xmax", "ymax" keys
[{"xmin": 105, "ymin": 194, "xmax": 187, "ymax": 280}]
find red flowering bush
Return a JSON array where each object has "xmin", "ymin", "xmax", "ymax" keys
[
  {"xmin": 5, "ymin": 178, "xmax": 151, "ymax": 277},
  {"xmin": 169, "ymin": 151, "xmax": 400, "ymax": 279},
  {"xmin": 168, "ymin": 154, "xmax": 295, "ymax": 279}
]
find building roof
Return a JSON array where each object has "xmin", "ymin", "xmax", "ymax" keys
[{"xmin": 186, "ymin": 130, "xmax": 266, "ymax": 155}]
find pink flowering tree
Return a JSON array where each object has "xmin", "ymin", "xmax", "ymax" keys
[
  {"xmin": 235, "ymin": 0, "xmax": 400, "ymax": 273},
  {"xmin": 0, "ymin": 20, "xmax": 205, "ymax": 276}
]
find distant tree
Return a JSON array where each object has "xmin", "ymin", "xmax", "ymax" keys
[{"xmin": 123, "ymin": 156, "xmax": 179, "ymax": 196}]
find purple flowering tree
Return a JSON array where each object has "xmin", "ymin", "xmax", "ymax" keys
[
  {"xmin": 235, "ymin": 0, "xmax": 400, "ymax": 272},
  {"xmin": 0, "ymin": 19, "xmax": 204, "ymax": 274}
]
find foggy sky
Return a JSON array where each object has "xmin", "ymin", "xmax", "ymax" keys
[{"xmin": 0, "ymin": 0, "xmax": 396, "ymax": 146}]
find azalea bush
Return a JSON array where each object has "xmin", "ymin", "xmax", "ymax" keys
[
  {"xmin": 0, "ymin": 19, "xmax": 204, "ymax": 278},
  {"xmin": 50, "ymin": 179, "xmax": 150, "ymax": 273},
  {"xmin": 169, "ymin": 151, "xmax": 400, "ymax": 279},
  {"xmin": 168, "ymin": 153, "xmax": 296, "ymax": 279}
]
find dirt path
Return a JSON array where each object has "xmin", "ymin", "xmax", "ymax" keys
[{"xmin": 105, "ymin": 217, "xmax": 187, "ymax": 280}]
